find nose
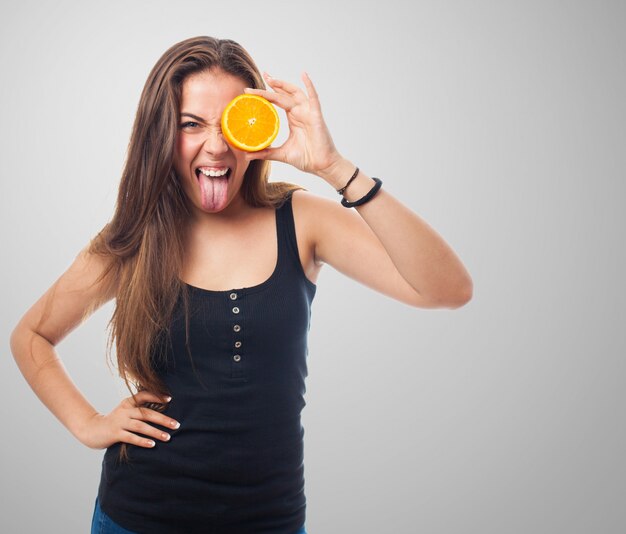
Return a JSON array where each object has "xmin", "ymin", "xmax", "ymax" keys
[{"xmin": 202, "ymin": 129, "xmax": 229, "ymax": 157}]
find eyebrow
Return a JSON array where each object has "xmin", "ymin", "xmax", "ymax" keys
[{"xmin": 180, "ymin": 112, "xmax": 207, "ymax": 122}]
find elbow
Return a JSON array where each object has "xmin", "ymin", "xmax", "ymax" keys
[
  {"xmin": 10, "ymin": 323, "xmax": 40, "ymax": 359},
  {"xmin": 9, "ymin": 327, "xmax": 24, "ymax": 369},
  {"xmin": 449, "ymin": 279, "xmax": 473, "ymax": 308},
  {"xmin": 9, "ymin": 324, "xmax": 31, "ymax": 362},
  {"xmin": 430, "ymin": 278, "xmax": 473, "ymax": 309},
  {"xmin": 9, "ymin": 326, "xmax": 22, "ymax": 357},
  {"xmin": 450, "ymin": 292, "xmax": 472, "ymax": 309}
]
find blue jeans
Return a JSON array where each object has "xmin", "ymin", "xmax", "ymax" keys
[
  {"xmin": 91, "ymin": 496, "xmax": 307, "ymax": 533},
  {"xmin": 91, "ymin": 498, "xmax": 136, "ymax": 533}
]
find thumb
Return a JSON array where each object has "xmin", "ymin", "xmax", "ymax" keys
[{"xmin": 245, "ymin": 145, "xmax": 284, "ymax": 163}]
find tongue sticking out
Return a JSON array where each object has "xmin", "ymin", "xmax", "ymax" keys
[{"xmin": 198, "ymin": 173, "xmax": 229, "ymax": 210}]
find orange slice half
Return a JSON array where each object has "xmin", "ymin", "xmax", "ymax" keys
[{"xmin": 221, "ymin": 94, "xmax": 280, "ymax": 152}]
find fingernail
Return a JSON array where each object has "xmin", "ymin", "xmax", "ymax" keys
[
  {"xmin": 264, "ymin": 72, "xmax": 272, "ymax": 79},
  {"xmin": 165, "ymin": 396, "xmax": 172, "ymax": 402}
]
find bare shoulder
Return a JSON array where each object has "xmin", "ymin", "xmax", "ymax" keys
[
  {"xmin": 289, "ymin": 189, "xmax": 325, "ymax": 266},
  {"xmin": 293, "ymin": 190, "xmax": 368, "ymax": 265},
  {"xmin": 290, "ymin": 188, "xmax": 358, "ymax": 264},
  {"xmin": 11, "ymin": 243, "xmax": 118, "ymax": 346},
  {"xmin": 287, "ymin": 189, "xmax": 327, "ymax": 285}
]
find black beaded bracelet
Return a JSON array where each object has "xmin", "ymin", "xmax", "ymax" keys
[
  {"xmin": 341, "ymin": 177, "xmax": 383, "ymax": 208},
  {"xmin": 336, "ymin": 166, "xmax": 360, "ymax": 196}
]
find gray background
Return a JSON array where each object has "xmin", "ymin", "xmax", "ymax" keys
[{"xmin": 2, "ymin": 0, "xmax": 625, "ymax": 532}]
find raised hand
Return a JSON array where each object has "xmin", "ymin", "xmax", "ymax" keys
[
  {"xmin": 78, "ymin": 390, "xmax": 180, "ymax": 450},
  {"xmin": 243, "ymin": 72, "xmax": 344, "ymax": 180}
]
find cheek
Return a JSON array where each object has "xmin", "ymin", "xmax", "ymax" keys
[
  {"xmin": 174, "ymin": 137, "xmax": 197, "ymax": 170},
  {"xmin": 233, "ymin": 150, "xmax": 250, "ymax": 171}
]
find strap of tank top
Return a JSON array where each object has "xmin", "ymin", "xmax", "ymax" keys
[{"xmin": 278, "ymin": 190, "xmax": 304, "ymax": 272}]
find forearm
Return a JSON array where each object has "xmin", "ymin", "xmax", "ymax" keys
[
  {"xmin": 319, "ymin": 158, "xmax": 473, "ymax": 304},
  {"xmin": 10, "ymin": 327, "xmax": 100, "ymax": 442}
]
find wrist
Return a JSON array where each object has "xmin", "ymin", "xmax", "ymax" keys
[
  {"xmin": 317, "ymin": 157, "xmax": 355, "ymax": 188},
  {"xmin": 73, "ymin": 410, "xmax": 101, "ymax": 443},
  {"xmin": 339, "ymin": 172, "xmax": 378, "ymax": 203}
]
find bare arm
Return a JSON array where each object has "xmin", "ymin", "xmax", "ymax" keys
[
  {"xmin": 317, "ymin": 159, "xmax": 473, "ymax": 308},
  {"xmin": 11, "ymin": 245, "xmax": 180, "ymax": 450},
  {"xmin": 9, "ymin": 245, "xmax": 117, "ymax": 441}
]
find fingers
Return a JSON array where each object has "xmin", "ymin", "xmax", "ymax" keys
[
  {"xmin": 244, "ymin": 145, "xmax": 283, "ymax": 163},
  {"xmin": 131, "ymin": 402, "xmax": 179, "ymax": 425},
  {"xmin": 247, "ymin": 71, "xmax": 319, "ymax": 114},
  {"xmin": 125, "ymin": 418, "xmax": 172, "ymax": 447},
  {"xmin": 243, "ymin": 87, "xmax": 292, "ymax": 110},
  {"xmin": 125, "ymin": 390, "xmax": 171, "ymax": 411},
  {"xmin": 301, "ymin": 71, "xmax": 319, "ymax": 101},
  {"xmin": 263, "ymin": 72, "xmax": 300, "ymax": 95},
  {"xmin": 119, "ymin": 429, "xmax": 160, "ymax": 449},
  {"xmin": 120, "ymin": 390, "xmax": 180, "ymax": 448},
  {"xmin": 132, "ymin": 390, "xmax": 171, "ymax": 404}
]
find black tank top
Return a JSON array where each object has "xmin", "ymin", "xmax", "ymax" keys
[{"xmin": 97, "ymin": 191, "xmax": 317, "ymax": 533}]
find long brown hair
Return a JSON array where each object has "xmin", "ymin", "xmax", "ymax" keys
[{"xmin": 86, "ymin": 36, "xmax": 305, "ymax": 463}]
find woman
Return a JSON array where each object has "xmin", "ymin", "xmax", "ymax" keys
[{"xmin": 10, "ymin": 36, "xmax": 472, "ymax": 533}]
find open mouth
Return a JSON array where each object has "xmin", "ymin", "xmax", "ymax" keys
[{"xmin": 195, "ymin": 167, "xmax": 232, "ymax": 180}]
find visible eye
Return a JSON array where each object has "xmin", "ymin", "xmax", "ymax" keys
[{"xmin": 180, "ymin": 121, "xmax": 199, "ymax": 129}]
